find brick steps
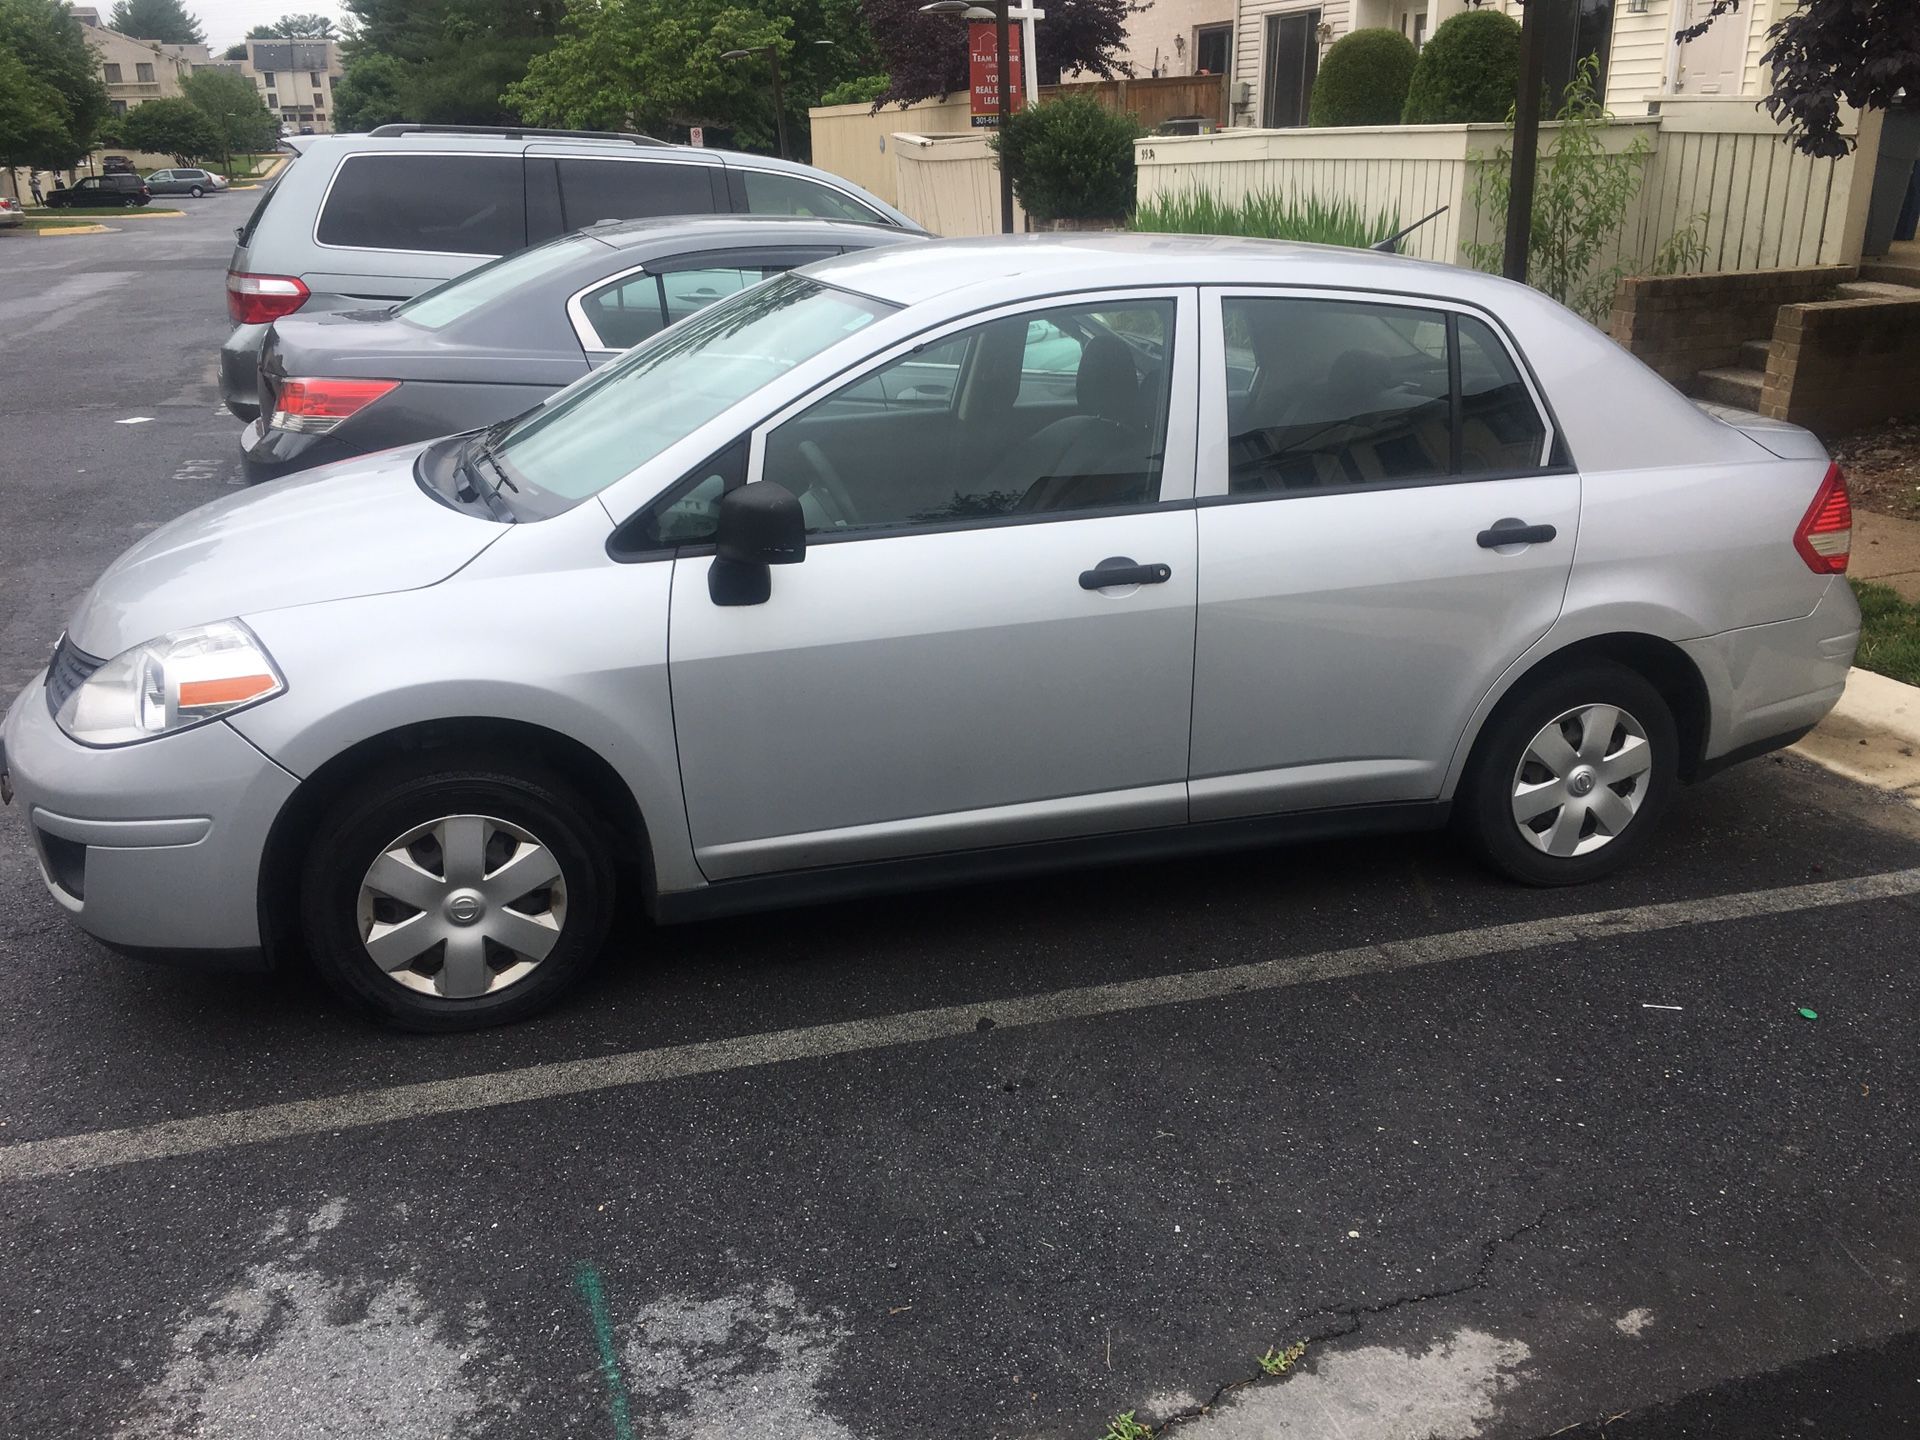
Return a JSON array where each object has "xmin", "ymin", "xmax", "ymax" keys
[
  {"xmin": 1859, "ymin": 261, "xmax": 1920, "ymax": 288},
  {"xmin": 1835, "ymin": 279, "xmax": 1920, "ymax": 300},
  {"xmin": 1696, "ymin": 365, "xmax": 1764, "ymax": 410},
  {"xmin": 1739, "ymin": 338, "xmax": 1771, "ymax": 370}
]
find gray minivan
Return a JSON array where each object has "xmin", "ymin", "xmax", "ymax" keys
[{"xmin": 221, "ymin": 124, "xmax": 921, "ymax": 419}]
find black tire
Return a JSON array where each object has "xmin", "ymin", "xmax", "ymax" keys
[
  {"xmin": 1456, "ymin": 661, "xmax": 1678, "ymax": 887},
  {"xmin": 189, "ymin": 185, "xmax": 203, "ymax": 198},
  {"xmin": 300, "ymin": 761, "xmax": 616, "ymax": 1031}
]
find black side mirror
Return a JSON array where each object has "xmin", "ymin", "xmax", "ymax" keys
[{"xmin": 709, "ymin": 482, "xmax": 806, "ymax": 606}]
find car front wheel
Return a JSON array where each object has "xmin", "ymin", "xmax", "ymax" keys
[
  {"xmin": 300, "ymin": 761, "xmax": 616, "ymax": 1030},
  {"xmin": 1458, "ymin": 661, "xmax": 1678, "ymax": 887},
  {"xmin": 189, "ymin": 185, "xmax": 203, "ymax": 198}
]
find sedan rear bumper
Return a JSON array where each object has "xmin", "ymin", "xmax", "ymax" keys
[
  {"xmin": 220, "ymin": 322, "xmax": 267, "ymax": 420},
  {"xmin": 1683, "ymin": 577, "xmax": 1862, "ymax": 763}
]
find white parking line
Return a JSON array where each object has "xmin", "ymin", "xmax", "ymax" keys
[{"xmin": 4, "ymin": 867, "xmax": 1917, "ymax": 1185}]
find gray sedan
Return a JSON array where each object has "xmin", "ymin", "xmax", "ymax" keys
[
  {"xmin": 1, "ymin": 236, "xmax": 1861, "ymax": 1032},
  {"xmin": 240, "ymin": 215, "xmax": 922, "ymax": 483}
]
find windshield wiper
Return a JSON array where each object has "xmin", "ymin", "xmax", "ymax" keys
[{"xmin": 455, "ymin": 431, "xmax": 517, "ymax": 520}]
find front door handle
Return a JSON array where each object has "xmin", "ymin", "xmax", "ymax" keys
[
  {"xmin": 1477, "ymin": 520, "xmax": 1558, "ymax": 549},
  {"xmin": 1080, "ymin": 557, "xmax": 1173, "ymax": 590}
]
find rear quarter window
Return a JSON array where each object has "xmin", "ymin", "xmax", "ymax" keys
[
  {"xmin": 316, "ymin": 153, "xmax": 527, "ymax": 256},
  {"xmin": 556, "ymin": 158, "xmax": 720, "ymax": 227}
]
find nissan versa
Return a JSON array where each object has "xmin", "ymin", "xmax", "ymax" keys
[{"xmin": 0, "ymin": 237, "xmax": 1860, "ymax": 1031}]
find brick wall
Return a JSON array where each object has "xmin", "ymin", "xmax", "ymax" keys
[
  {"xmin": 1762, "ymin": 295, "xmax": 1920, "ymax": 434},
  {"xmin": 1608, "ymin": 266, "xmax": 1855, "ymax": 390}
]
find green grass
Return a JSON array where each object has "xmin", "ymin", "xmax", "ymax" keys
[
  {"xmin": 1852, "ymin": 579, "xmax": 1920, "ymax": 687},
  {"xmin": 1132, "ymin": 188, "xmax": 1398, "ymax": 248}
]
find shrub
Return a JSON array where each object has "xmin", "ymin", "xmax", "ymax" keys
[
  {"xmin": 1402, "ymin": 9, "xmax": 1521, "ymax": 124},
  {"xmin": 821, "ymin": 74, "xmax": 889, "ymax": 107},
  {"xmin": 989, "ymin": 93, "xmax": 1141, "ymax": 223},
  {"xmin": 1132, "ymin": 188, "xmax": 1397, "ymax": 248},
  {"xmin": 1309, "ymin": 28, "xmax": 1417, "ymax": 127}
]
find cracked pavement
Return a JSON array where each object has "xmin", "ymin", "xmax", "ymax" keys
[{"xmin": 4, "ymin": 203, "xmax": 1920, "ymax": 1440}]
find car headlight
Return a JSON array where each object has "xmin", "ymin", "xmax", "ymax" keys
[{"xmin": 56, "ymin": 620, "xmax": 285, "ymax": 746}]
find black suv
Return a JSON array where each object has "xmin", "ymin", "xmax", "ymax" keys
[{"xmin": 45, "ymin": 174, "xmax": 151, "ymax": 208}]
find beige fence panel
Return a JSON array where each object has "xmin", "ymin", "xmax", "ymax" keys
[
  {"xmin": 892, "ymin": 132, "xmax": 1027, "ymax": 236},
  {"xmin": 1040, "ymin": 74, "xmax": 1229, "ymax": 128},
  {"xmin": 808, "ymin": 96, "xmax": 973, "ymax": 207}
]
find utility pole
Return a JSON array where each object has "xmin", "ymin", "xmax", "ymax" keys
[
  {"xmin": 722, "ymin": 40, "xmax": 833, "ymax": 161},
  {"xmin": 920, "ymin": 0, "xmax": 1019, "ymax": 234},
  {"xmin": 1503, "ymin": 0, "xmax": 1555, "ymax": 282}
]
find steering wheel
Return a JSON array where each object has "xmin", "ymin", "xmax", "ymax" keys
[{"xmin": 798, "ymin": 440, "xmax": 860, "ymax": 530}]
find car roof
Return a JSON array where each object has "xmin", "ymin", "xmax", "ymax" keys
[
  {"xmin": 576, "ymin": 214, "xmax": 922, "ymax": 253},
  {"xmin": 806, "ymin": 232, "xmax": 1541, "ymax": 309}
]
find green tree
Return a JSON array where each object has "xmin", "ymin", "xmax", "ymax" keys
[
  {"xmin": 181, "ymin": 67, "xmax": 279, "ymax": 160},
  {"xmin": 118, "ymin": 94, "xmax": 223, "ymax": 162},
  {"xmin": 107, "ymin": 0, "xmax": 206, "ymax": 45},
  {"xmin": 0, "ymin": 0, "xmax": 111, "ymax": 162},
  {"xmin": 0, "ymin": 43, "xmax": 72, "ymax": 195},
  {"xmin": 331, "ymin": 50, "xmax": 412, "ymax": 130},
  {"xmin": 989, "ymin": 92, "xmax": 1140, "ymax": 223},
  {"xmin": 506, "ymin": 0, "xmax": 878, "ymax": 155},
  {"xmin": 1401, "ymin": 8, "xmax": 1521, "ymax": 124},
  {"xmin": 248, "ymin": 13, "xmax": 340, "ymax": 38},
  {"xmin": 337, "ymin": 0, "xmax": 559, "ymax": 126},
  {"xmin": 1310, "ymin": 28, "xmax": 1417, "ymax": 127}
]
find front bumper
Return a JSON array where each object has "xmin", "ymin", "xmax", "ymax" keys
[
  {"xmin": 1, "ymin": 675, "xmax": 300, "ymax": 960},
  {"xmin": 220, "ymin": 322, "xmax": 267, "ymax": 420}
]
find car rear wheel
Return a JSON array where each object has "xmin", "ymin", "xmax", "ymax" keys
[
  {"xmin": 300, "ymin": 762, "xmax": 616, "ymax": 1031},
  {"xmin": 1457, "ymin": 661, "xmax": 1678, "ymax": 887},
  {"xmin": 189, "ymin": 185, "xmax": 203, "ymax": 198}
]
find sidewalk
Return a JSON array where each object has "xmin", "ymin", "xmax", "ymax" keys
[
  {"xmin": 1793, "ymin": 666, "xmax": 1920, "ymax": 805},
  {"xmin": 1853, "ymin": 510, "xmax": 1920, "ymax": 602}
]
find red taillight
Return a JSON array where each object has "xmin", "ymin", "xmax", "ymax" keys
[
  {"xmin": 1792, "ymin": 462, "xmax": 1852, "ymax": 575},
  {"xmin": 269, "ymin": 377, "xmax": 399, "ymax": 434},
  {"xmin": 226, "ymin": 271, "xmax": 309, "ymax": 324}
]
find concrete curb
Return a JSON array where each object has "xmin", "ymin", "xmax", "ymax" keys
[
  {"xmin": 31, "ymin": 223, "xmax": 110, "ymax": 237},
  {"xmin": 1792, "ymin": 667, "xmax": 1920, "ymax": 805}
]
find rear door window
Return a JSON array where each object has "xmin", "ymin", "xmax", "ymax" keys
[
  {"xmin": 739, "ymin": 169, "xmax": 886, "ymax": 223},
  {"xmin": 316, "ymin": 153, "xmax": 526, "ymax": 255},
  {"xmin": 556, "ymin": 159, "xmax": 720, "ymax": 228},
  {"xmin": 576, "ymin": 265, "xmax": 783, "ymax": 351}
]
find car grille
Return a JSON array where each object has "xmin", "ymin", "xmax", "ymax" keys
[{"xmin": 44, "ymin": 635, "xmax": 104, "ymax": 718}]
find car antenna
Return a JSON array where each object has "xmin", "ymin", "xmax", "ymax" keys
[{"xmin": 1370, "ymin": 206, "xmax": 1449, "ymax": 255}]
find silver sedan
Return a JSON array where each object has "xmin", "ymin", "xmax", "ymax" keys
[{"xmin": 1, "ymin": 236, "xmax": 1861, "ymax": 1030}]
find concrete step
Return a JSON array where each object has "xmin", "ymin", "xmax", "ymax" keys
[
  {"xmin": 1835, "ymin": 279, "xmax": 1920, "ymax": 300},
  {"xmin": 1695, "ymin": 366, "xmax": 1764, "ymax": 409},
  {"xmin": 1859, "ymin": 261, "xmax": 1920, "ymax": 289},
  {"xmin": 1739, "ymin": 338, "xmax": 1772, "ymax": 370}
]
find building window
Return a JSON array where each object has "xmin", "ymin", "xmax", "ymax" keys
[
  {"xmin": 1539, "ymin": 0, "xmax": 1614, "ymax": 101},
  {"xmin": 1261, "ymin": 8, "xmax": 1321, "ymax": 128},
  {"xmin": 262, "ymin": 70, "xmax": 275, "ymax": 85},
  {"xmin": 267, "ymin": 93, "xmax": 278, "ymax": 107},
  {"xmin": 310, "ymin": 71, "xmax": 321, "ymax": 86},
  {"xmin": 111, "ymin": 98, "xmax": 128, "ymax": 114},
  {"xmin": 1195, "ymin": 24, "xmax": 1230, "ymax": 76},
  {"xmin": 136, "ymin": 62, "xmax": 154, "ymax": 82},
  {"xmin": 103, "ymin": 62, "xmax": 122, "ymax": 82}
]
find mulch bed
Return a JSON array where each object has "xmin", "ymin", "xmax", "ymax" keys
[{"xmin": 1834, "ymin": 419, "xmax": 1920, "ymax": 521}]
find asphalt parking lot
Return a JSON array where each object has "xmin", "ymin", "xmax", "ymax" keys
[{"xmin": 3, "ymin": 201, "xmax": 1919, "ymax": 1440}]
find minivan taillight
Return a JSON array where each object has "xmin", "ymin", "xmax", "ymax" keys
[
  {"xmin": 1792, "ymin": 463, "xmax": 1852, "ymax": 575},
  {"xmin": 269, "ymin": 377, "xmax": 399, "ymax": 433},
  {"xmin": 226, "ymin": 271, "xmax": 309, "ymax": 324}
]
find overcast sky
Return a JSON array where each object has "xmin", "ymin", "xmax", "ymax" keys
[{"xmin": 188, "ymin": 0, "xmax": 353, "ymax": 51}]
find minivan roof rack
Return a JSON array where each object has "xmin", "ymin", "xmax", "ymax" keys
[{"xmin": 366, "ymin": 124, "xmax": 664, "ymax": 145}]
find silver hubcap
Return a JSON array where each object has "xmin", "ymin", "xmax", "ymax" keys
[
  {"xmin": 355, "ymin": 814, "xmax": 567, "ymax": 999},
  {"xmin": 1511, "ymin": 704, "xmax": 1653, "ymax": 857}
]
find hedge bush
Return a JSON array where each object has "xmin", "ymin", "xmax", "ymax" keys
[
  {"xmin": 821, "ymin": 74, "xmax": 889, "ymax": 107},
  {"xmin": 1309, "ymin": 28, "xmax": 1418, "ymax": 127},
  {"xmin": 1401, "ymin": 9, "xmax": 1522, "ymax": 124},
  {"xmin": 989, "ymin": 93, "xmax": 1142, "ymax": 223}
]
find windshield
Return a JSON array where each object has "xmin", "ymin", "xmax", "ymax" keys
[
  {"xmin": 492, "ymin": 273, "xmax": 892, "ymax": 507},
  {"xmin": 397, "ymin": 235, "xmax": 602, "ymax": 330}
]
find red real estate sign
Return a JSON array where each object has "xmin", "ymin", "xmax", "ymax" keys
[{"xmin": 968, "ymin": 20, "xmax": 1024, "ymax": 127}]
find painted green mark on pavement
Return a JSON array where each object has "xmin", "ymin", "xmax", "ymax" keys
[{"xmin": 574, "ymin": 1261, "xmax": 636, "ymax": 1440}]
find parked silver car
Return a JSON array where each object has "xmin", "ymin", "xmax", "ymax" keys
[
  {"xmin": 2, "ymin": 237, "xmax": 1860, "ymax": 1030},
  {"xmin": 220, "ymin": 124, "xmax": 921, "ymax": 420}
]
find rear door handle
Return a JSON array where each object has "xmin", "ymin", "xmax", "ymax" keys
[
  {"xmin": 1477, "ymin": 521, "xmax": 1558, "ymax": 549},
  {"xmin": 1080, "ymin": 557, "xmax": 1173, "ymax": 590}
]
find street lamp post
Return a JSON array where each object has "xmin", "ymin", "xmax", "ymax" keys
[
  {"xmin": 920, "ymin": 0, "xmax": 1014, "ymax": 235},
  {"xmin": 721, "ymin": 40, "xmax": 833, "ymax": 162}
]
